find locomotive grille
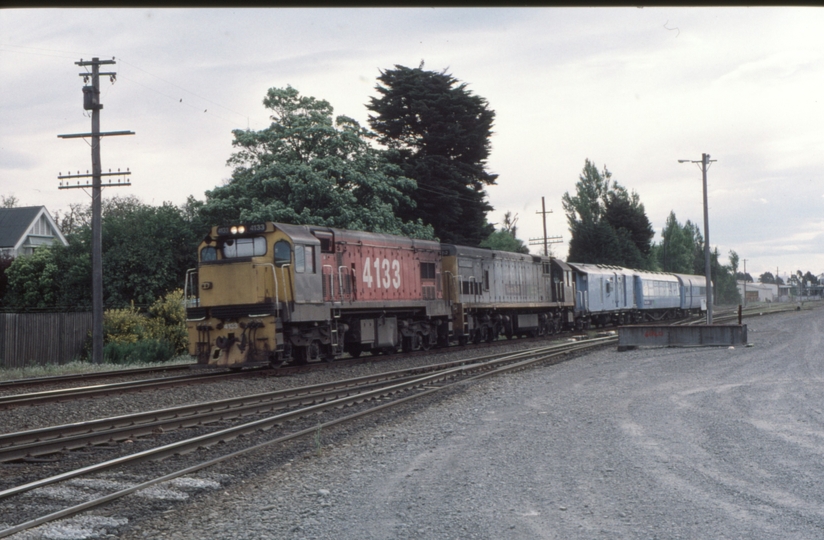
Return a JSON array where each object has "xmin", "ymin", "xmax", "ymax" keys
[
  {"xmin": 210, "ymin": 303, "xmax": 278, "ymax": 320},
  {"xmin": 186, "ymin": 307, "xmax": 207, "ymax": 320}
]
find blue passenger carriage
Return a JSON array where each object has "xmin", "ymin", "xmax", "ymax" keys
[
  {"xmin": 633, "ymin": 270, "xmax": 681, "ymax": 320},
  {"xmin": 671, "ymin": 273, "xmax": 708, "ymax": 315},
  {"xmin": 567, "ymin": 263, "xmax": 637, "ymax": 329}
]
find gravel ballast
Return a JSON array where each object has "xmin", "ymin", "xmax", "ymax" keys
[{"xmin": 6, "ymin": 306, "xmax": 824, "ymax": 539}]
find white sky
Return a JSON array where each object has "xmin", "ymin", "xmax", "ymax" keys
[{"xmin": 1, "ymin": 7, "xmax": 822, "ymax": 281}]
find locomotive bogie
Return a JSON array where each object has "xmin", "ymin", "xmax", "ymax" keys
[{"xmin": 187, "ymin": 313, "xmax": 280, "ymax": 368}]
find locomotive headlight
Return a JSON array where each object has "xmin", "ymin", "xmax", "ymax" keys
[
  {"xmin": 237, "ymin": 225, "xmax": 246, "ymax": 234},
  {"xmin": 230, "ymin": 226, "xmax": 237, "ymax": 234}
]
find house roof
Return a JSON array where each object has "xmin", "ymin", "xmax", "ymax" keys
[
  {"xmin": 0, "ymin": 206, "xmax": 44, "ymax": 248},
  {"xmin": 0, "ymin": 206, "xmax": 68, "ymax": 250}
]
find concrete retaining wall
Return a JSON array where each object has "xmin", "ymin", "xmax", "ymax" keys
[{"xmin": 618, "ymin": 324, "xmax": 747, "ymax": 351}]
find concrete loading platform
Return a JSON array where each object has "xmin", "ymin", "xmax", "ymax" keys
[{"xmin": 617, "ymin": 324, "xmax": 747, "ymax": 351}]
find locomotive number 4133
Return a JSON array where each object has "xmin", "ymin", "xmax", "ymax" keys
[{"xmin": 362, "ymin": 257, "xmax": 401, "ymax": 289}]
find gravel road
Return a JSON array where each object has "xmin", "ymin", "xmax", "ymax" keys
[{"xmin": 11, "ymin": 305, "xmax": 824, "ymax": 539}]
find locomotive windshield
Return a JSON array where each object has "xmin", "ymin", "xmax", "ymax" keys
[{"xmin": 221, "ymin": 236, "xmax": 267, "ymax": 258}]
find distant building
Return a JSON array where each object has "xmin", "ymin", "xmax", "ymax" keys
[
  {"xmin": 0, "ymin": 206, "xmax": 68, "ymax": 258},
  {"xmin": 738, "ymin": 280, "xmax": 778, "ymax": 303}
]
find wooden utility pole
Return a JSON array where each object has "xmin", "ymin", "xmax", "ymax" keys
[
  {"xmin": 58, "ymin": 57, "xmax": 133, "ymax": 364},
  {"xmin": 529, "ymin": 196, "xmax": 562, "ymax": 256},
  {"xmin": 679, "ymin": 153, "xmax": 716, "ymax": 325}
]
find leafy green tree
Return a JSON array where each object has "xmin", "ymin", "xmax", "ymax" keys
[
  {"xmin": 200, "ymin": 86, "xmax": 432, "ymax": 239},
  {"xmin": 657, "ymin": 212, "xmax": 695, "ymax": 273},
  {"xmin": 562, "ymin": 159, "xmax": 654, "ymax": 268},
  {"xmin": 710, "ymin": 247, "xmax": 740, "ymax": 305},
  {"xmin": 5, "ymin": 196, "xmax": 199, "ymax": 310},
  {"xmin": 4, "ymin": 245, "xmax": 62, "ymax": 308},
  {"xmin": 758, "ymin": 271, "xmax": 776, "ymax": 284},
  {"xmin": 367, "ymin": 64, "xmax": 496, "ymax": 245},
  {"xmin": 728, "ymin": 250, "xmax": 739, "ymax": 279},
  {"xmin": 0, "ymin": 252, "xmax": 14, "ymax": 306},
  {"xmin": 736, "ymin": 272, "xmax": 754, "ymax": 282},
  {"xmin": 98, "ymin": 199, "xmax": 199, "ymax": 307},
  {"xmin": 479, "ymin": 212, "xmax": 530, "ymax": 254}
]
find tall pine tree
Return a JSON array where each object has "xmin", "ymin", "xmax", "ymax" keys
[
  {"xmin": 367, "ymin": 64, "xmax": 497, "ymax": 245},
  {"xmin": 562, "ymin": 159, "xmax": 654, "ymax": 269}
]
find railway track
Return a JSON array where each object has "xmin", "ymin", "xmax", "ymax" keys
[
  {"xmin": 0, "ymin": 305, "xmax": 795, "ymax": 409},
  {"xmin": 0, "ymin": 369, "xmax": 261, "ymax": 409},
  {"xmin": 0, "ymin": 335, "xmax": 613, "ymax": 538},
  {"xmin": 0, "ymin": 363, "xmax": 196, "ymax": 391}
]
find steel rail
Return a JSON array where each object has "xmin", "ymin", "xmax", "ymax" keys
[
  {"xmin": 0, "ymin": 370, "xmax": 255, "ymax": 409},
  {"xmin": 0, "ymin": 337, "xmax": 610, "ymax": 462},
  {"xmin": 0, "ymin": 364, "xmax": 197, "ymax": 390},
  {"xmin": 0, "ymin": 338, "xmax": 610, "ymax": 538},
  {"xmin": 0, "ymin": 372, "xmax": 435, "ymax": 463},
  {"xmin": 0, "ymin": 337, "xmax": 610, "ymax": 502}
]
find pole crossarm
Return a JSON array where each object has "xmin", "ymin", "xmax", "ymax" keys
[
  {"xmin": 58, "ymin": 170, "xmax": 131, "ymax": 179},
  {"xmin": 529, "ymin": 237, "xmax": 562, "ymax": 245},
  {"xmin": 58, "ymin": 131, "xmax": 135, "ymax": 139},
  {"xmin": 75, "ymin": 59, "xmax": 116, "ymax": 66}
]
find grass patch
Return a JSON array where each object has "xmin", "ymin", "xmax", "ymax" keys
[{"xmin": 0, "ymin": 354, "xmax": 193, "ymax": 382}]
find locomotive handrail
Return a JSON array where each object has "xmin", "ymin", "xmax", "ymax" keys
[
  {"xmin": 322, "ymin": 264, "xmax": 335, "ymax": 301},
  {"xmin": 338, "ymin": 265, "xmax": 350, "ymax": 301},
  {"xmin": 443, "ymin": 271, "xmax": 456, "ymax": 300},
  {"xmin": 184, "ymin": 268, "xmax": 199, "ymax": 309},
  {"xmin": 279, "ymin": 263, "xmax": 292, "ymax": 311},
  {"xmin": 252, "ymin": 263, "xmax": 279, "ymax": 314}
]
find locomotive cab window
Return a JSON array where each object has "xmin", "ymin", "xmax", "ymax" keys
[
  {"xmin": 222, "ymin": 236, "xmax": 266, "ymax": 258},
  {"xmin": 201, "ymin": 246, "xmax": 217, "ymax": 262},
  {"xmin": 294, "ymin": 245, "xmax": 315, "ymax": 274},
  {"xmin": 274, "ymin": 240, "xmax": 291, "ymax": 267},
  {"xmin": 312, "ymin": 231, "xmax": 334, "ymax": 253},
  {"xmin": 420, "ymin": 262, "xmax": 436, "ymax": 280}
]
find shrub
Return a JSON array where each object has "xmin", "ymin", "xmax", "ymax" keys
[
  {"xmin": 146, "ymin": 289, "xmax": 188, "ymax": 354},
  {"xmin": 84, "ymin": 289, "xmax": 189, "ymax": 364},
  {"xmin": 103, "ymin": 339, "xmax": 176, "ymax": 365}
]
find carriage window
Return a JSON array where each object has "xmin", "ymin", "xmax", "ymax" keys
[
  {"xmin": 222, "ymin": 237, "xmax": 266, "ymax": 258},
  {"xmin": 484, "ymin": 270, "xmax": 489, "ymax": 290},
  {"xmin": 274, "ymin": 240, "xmax": 291, "ymax": 267},
  {"xmin": 201, "ymin": 246, "xmax": 217, "ymax": 262}
]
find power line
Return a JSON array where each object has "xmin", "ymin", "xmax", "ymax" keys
[{"xmin": 116, "ymin": 56, "xmax": 250, "ymax": 124}]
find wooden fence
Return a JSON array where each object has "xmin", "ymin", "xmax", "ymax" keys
[{"xmin": 0, "ymin": 312, "xmax": 92, "ymax": 369}]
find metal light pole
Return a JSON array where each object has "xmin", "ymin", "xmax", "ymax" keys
[{"xmin": 679, "ymin": 153, "xmax": 716, "ymax": 325}]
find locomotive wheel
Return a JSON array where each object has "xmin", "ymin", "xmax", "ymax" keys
[
  {"xmin": 419, "ymin": 332, "xmax": 431, "ymax": 351},
  {"xmin": 458, "ymin": 335, "xmax": 469, "ymax": 346},
  {"xmin": 485, "ymin": 326, "xmax": 495, "ymax": 343},
  {"xmin": 292, "ymin": 347, "xmax": 309, "ymax": 365},
  {"xmin": 348, "ymin": 344, "xmax": 362, "ymax": 359},
  {"xmin": 402, "ymin": 335, "xmax": 414, "ymax": 353}
]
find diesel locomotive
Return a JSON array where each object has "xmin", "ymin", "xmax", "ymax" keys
[{"xmin": 185, "ymin": 221, "xmax": 706, "ymax": 368}]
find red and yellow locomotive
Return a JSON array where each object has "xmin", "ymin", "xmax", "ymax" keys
[{"xmin": 186, "ymin": 222, "xmax": 449, "ymax": 367}]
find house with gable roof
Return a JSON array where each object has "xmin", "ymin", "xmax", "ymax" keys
[{"xmin": 0, "ymin": 206, "xmax": 68, "ymax": 258}]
